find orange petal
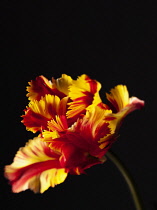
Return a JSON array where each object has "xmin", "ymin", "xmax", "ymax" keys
[{"xmin": 4, "ymin": 137, "xmax": 67, "ymax": 193}]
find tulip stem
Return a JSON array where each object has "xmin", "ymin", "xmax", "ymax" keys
[{"xmin": 106, "ymin": 150, "xmax": 145, "ymax": 210}]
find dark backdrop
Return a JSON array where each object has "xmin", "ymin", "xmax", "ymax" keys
[{"xmin": 1, "ymin": 1, "xmax": 156, "ymax": 210}]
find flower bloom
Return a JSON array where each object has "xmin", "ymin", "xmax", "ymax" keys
[{"xmin": 4, "ymin": 74, "xmax": 144, "ymax": 193}]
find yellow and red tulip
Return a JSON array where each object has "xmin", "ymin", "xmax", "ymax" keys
[{"xmin": 4, "ymin": 74, "xmax": 144, "ymax": 193}]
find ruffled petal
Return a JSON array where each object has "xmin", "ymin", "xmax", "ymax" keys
[
  {"xmin": 39, "ymin": 168, "xmax": 67, "ymax": 193},
  {"xmin": 67, "ymin": 74, "xmax": 102, "ymax": 118},
  {"xmin": 107, "ymin": 96, "xmax": 144, "ymax": 131},
  {"xmin": 43, "ymin": 132, "xmax": 104, "ymax": 174},
  {"xmin": 5, "ymin": 74, "xmax": 145, "ymax": 194},
  {"xmin": 47, "ymin": 96, "xmax": 69, "ymax": 132},
  {"xmin": 22, "ymin": 95, "xmax": 68, "ymax": 133},
  {"xmin": 75, "ymin": 106, "xmax": 112, "ymax": 141},
  {"xmin": 106, "ymin": 85, "xmax": 130, "ymax": 112},
  {"xmin": 4, "ymin": 137, "xmax": 67, "ymax": 193},
  {"xmin": 26, "ymin": 75, "xmax": 66, "ymax": 101},
  {"xmin": 53, "ymin": 74, "xmax": 73, "ymax": 95},
  {"xmin": 44, "ymin": 106, "xmax": 113, "ymax": 159},
  {"xmin": 48, "ymin": 115, "xmax": 68, "ymax": 132},
  {"xmin": 72, "ymin": 106, "xmax": 113, "ymax": 157}
]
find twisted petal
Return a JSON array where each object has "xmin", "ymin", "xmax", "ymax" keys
[
  {"xmin": 106, "ymin": 85, "xmax": 129, "ymax": 112},
  {"xmin": 106, "ymin": 85, "xmax": 144, "ymax": 112},
  {"xmin": 4, "ymin": 137, "xmax": 68, "ymax": 193},
  {"xmin": 105, "ymin": 85, "xmax": 144, "ymax": 134},
  {"xmin": 67, "ymin": 74, "xmax": 102, "ymax": 118},
  {"xmin": 109, "ymin": 97, "xmax": 144, "ymax": 132},
  {"xmin": 22, "ymin": 95, "xmax": 68, "ymax": 133}
]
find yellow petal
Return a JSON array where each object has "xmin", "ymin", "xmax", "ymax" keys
[
  {"xmin": 42, "ymin": 130, "xmax": 61, "ymax": 153},
  {"xmin": 8, "ymin": 137, "xmax": 56, "ymax": 168},
  {"xmin": 26, "ymin": 76, "xmax": 54, "ymax": 101},
  {"xmin": 42, "ymin": 130, "xmax": 60, "ymax": 142},
  {"xmin": 4, "ymin": 137, "xmax": 68, "ymax": 193},
  {"xmin": 99, "ymin": 96, "xmax": 144, "ymax": 147},
  {"xmin": 106, "ymin": 85, "xmax": 129, "ymax": 112},
  {"xmin": 28, "ymin": 94, "xmax": 60, "ymax": 119},
  {"xmin": 71, "ymin": 106, "xmax": 112, "ymax": 141},
  {"xmin": 69, "ymin": 74, "xmax": 101, "ymax": 100},
  {"xmin": 40, "ymin": 168, "xmax": 67, "ymax": 193},
  {"xmin": 22, "ymin": 95, "xmax": 69, "ymax": 133},
  {"xmin": 67, "ymin": 74, "xmax": 102, "ymax": 118},
  {"xmin": 48, "ymin": 115, "xmax": 68, "ymax": 132},
  {"xmin": 54, "ymin": 74, "xmax": 73, "ymax": 95}
]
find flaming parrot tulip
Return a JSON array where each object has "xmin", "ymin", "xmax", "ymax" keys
[{"xmin": 4, "ymin": 74, "xmax": 144, "ymax": 193}]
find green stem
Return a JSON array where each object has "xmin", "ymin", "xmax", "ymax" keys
[{"xmin": 105, "ymin": 150, "xmax": 145, "ymax": 210}]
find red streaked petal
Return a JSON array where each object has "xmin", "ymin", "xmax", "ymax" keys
[
  {"xmin": 43, "ymin": 133, "xmax": 104, "ymax": 173},
  {"xmin": 21, "ymin": 109, "xmax": 49, "ymax": 133},
  {"xmin": 54, "ymin": 74, "xmax": 73, "ymax": 96},
  {"xmin": 109, "ymin": 96, "xmax": 145, "ymax": 125},
  {"xmin": 69, "ymin": 75, "xmax": 101, "ymax": 99},
  {"xmin": 74, "ymin": 106, "xmax": 112, "ymax": 141},
  {"xmin": 106, "ymin": 85, "xmax": 145, "ymax": 113},
  {"xmin": 84, "ymin": 74, "xmax": 100, "ymax": 94},
  {"xmin": 48, "ymin": 115, "xmax": 68, "ymax": 132},
  {"xmin": 39, "ymin": 168, "xmax": 67, "ymax": 193},
  {"xmin": 46, "ymin": 107, "xmax": 112, "ymax": 158},
  {"xmin": 70, "ymin": 106, "xmax": 115, "ymax": 157},
  {"xmin": 67, "ymin": 74, "xmax": 102, "ymax": 118},
  {"xmin": 6, "ymin": 160, "xmax": 62, "ymax": 193},
  {"xmin": 67, "ymin": 97, "xmax": 89, "ymax": 119},
  {"xmin": 4, "ymin": 137, "xmax": 67, "ymax": 193},
  {"xmin": 22, "ymin": 95, "xmax": 68, "ymax": 133},
  {"xmin": 100, "ymin": 96, "xmax": 145, "ymax": 141},
  {"xmin": 57, "ymin": 96, "xmax": 69, "ymax": 116},
  {"xmin": 26, "ymin": 75, "xmax": 66, "ymax": 101},
  {"xmin": 106, "ymin": 85, "xmax": 130, "ymax": 112}
]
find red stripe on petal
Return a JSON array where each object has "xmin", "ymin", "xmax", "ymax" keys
[
  {"xmin": 105, "ymin": 116, "xmax": 116, "ymax": 121},
  {"xmin": 84, "ymin": 75, "xmax": 101, "ymax": 94},
  {"xmin": 27, "ymin": 76, "xmax": 66, "ymax": 101},
  {"xmin": 4, "ymin": 137, "xmax": 66, "ymax": 193},
  {"xmin": 22, "ymin": 110, "xmax": 49, "ymax": 132},
  {"xmin": 6, "ymin": 160, "xmax": 61, "ymax": 193},
  {"xmin": 89, "ymin": 80, "xmax": 98, "ymax": 94}
]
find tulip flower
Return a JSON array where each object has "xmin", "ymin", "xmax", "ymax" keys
[{"xmin": 4, "ymin": 74, "xmax": 144, "ymax": 194}]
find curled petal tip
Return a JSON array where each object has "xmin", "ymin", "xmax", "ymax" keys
[{"xmin": 129, "ymin": 97, "xmax": 145, "ymax": 110}]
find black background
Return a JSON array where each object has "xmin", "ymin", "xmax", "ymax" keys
[{"xmin": 1, "ymin": 1, "xmax": 156, "ymax": 210}]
